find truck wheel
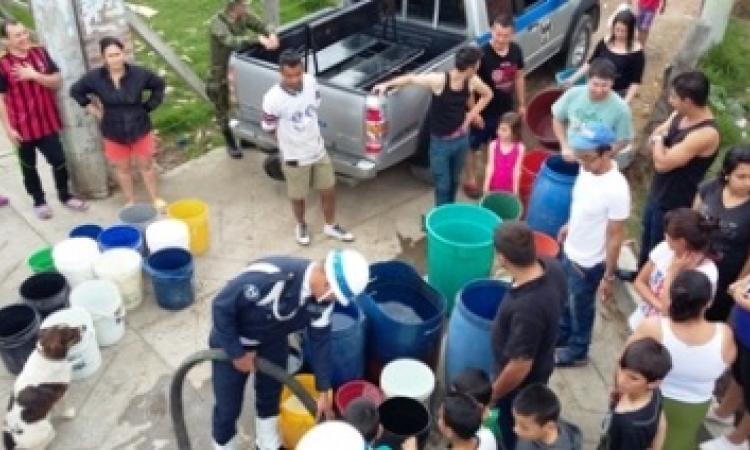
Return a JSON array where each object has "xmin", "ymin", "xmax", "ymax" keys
[{"xmin": 563, "ymin": 14, "xmax": 593, "ymax": 68}]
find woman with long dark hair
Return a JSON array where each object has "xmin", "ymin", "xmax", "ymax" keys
[
  {"xmin": 694, "ymin": 145, "xmax": 750, "ymax": 322},
  {"xmin": 70, "ymin": 36, "xmax": 166, "ymax": 209},
  {"xmin": 564, "ymin": 9, "xmax": 645, "ymax": 102}
]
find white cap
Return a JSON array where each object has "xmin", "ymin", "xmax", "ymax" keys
[
  {"xmin": 324, "ymin": 249, "xmax": 370, "ymax": 306},
  {"xmin": 297, "ymin": 421, "xmax": 366, "ymax": 449}
]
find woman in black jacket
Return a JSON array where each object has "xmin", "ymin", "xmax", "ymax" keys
[{"xmin": 71, "ymin": 36, "xmax": 166, "ymax": 209}]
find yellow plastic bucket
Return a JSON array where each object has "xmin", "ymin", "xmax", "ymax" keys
[
  {"xmin": 166, "ymin": 199, "xmax": 210, "ymax": 256},
  {"xmin": 280, "ymin": 374, "xmax": 319, "ymax": 449}
]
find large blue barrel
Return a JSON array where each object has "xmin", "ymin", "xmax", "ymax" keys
[
  {"xmin": 303, "ymin": 301, "xmax": 365, "ymax": 389},
  {"xmin": 526, "ymin": 155, "xmax": 579, "ymax": 239},
  {"xmin": 144, "ymin": 248, "xmax": 195, "ymax": 311},
  {"xmin": 356, "ymin": 261, "xmax": 446, "ymax": 383},
  {"xmin": 445, "ymin": 279, "xmax": 508, "ymax": 384}
]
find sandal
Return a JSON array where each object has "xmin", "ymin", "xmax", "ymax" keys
[
  {"xmin": 63, "ymin": 197, "xmax": 89, "ymax": 212},
  {"xmin": 0, "ymin": 195, "xmax": 8, "ymax": 207},
  {"xmin": 34, "ymin": 204, "xmax": 53, "ymax": 220},
  {"xmin": 153, "ymin": 198, "xmax": 167, "ymax": 213}
]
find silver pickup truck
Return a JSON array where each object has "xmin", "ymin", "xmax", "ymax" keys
[{"xmin": 229, "ymin": 0, "xmax": 600, "ymax": 181}]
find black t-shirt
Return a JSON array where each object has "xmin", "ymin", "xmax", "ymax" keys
[
  {"xmin": 606, "ymin": 390, "xmax": 662, "ymax": 450},
  {"xmin": 491, "ymin": 258, "xmax": 567, "ymax": 386},
  {"xmin": 588, "ymin": 40, "xmax": 645, "ymax": 92},
  {"xmin": 698, "ymin": 179, "xmax": 750, "ymax": 275},
  {"xmin": 476, "ymin": 41, "xmax": 525, "ymax": 119}
]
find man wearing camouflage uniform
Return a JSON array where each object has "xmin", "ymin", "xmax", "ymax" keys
[{"xmin": 209, "ymin": 0, "xmax": 278, "ymax": 159}]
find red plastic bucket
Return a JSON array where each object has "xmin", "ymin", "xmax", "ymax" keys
[
  {"xmin": 533, "ymin": 231, "xmax": 560, "ymax": 258},
  {"xmin": 519, "ymin": 149, "xmax": 552, "ymax": 217},
  {"xmin": 335, "ymin": 380, "xmax": 384, "ymax": 416},
  {"xmin": 525, "ymin": 88, "xmax": 564, "ymax": 150}
]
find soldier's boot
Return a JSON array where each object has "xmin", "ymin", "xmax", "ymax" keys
[{"xmin": 223, "ymin": 127, "xmax": 242, "ymax": 159}]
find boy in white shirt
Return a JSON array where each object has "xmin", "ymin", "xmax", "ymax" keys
[{"xmin": 262, "ymin": 50, "xmax": 353, "ymax": 245}]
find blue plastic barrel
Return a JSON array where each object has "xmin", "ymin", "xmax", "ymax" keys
[
  {"xmin": 526, "ymin": 155, "xmax": 579, "ymax": 239},
  {"xmin": 356, "ymin": 260, "xmax": 446, "ymax": 383},
  {"xmin": 144, "ymin": 248, "xmax": 195, "ymax": 311},
  {"xmin": 426, "ymin": 204, "xmax": 500, "ymax": 315},
  {"xmin": 303, "ymin": 301, "xmax": 365, "ymax": 389},
  {"xmin": 98, "ymin": 224, "xmax": 143, "ymax": 253},
  {"xmin": 445, "ymin": 279, "xmax": 508, "ymax": 384},
  {"xmin": 69, "ymin": 223, "xmax": 103, "ymax": 241}
]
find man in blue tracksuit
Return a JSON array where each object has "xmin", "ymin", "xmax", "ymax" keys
[{"xmin": 209, "ymin": 249, "xmax": 370, "ymax": 450}]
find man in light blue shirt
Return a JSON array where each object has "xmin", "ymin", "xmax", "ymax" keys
[{"xmin": 552, "ymin": 58, "xmax": 634, "ymax": 161}]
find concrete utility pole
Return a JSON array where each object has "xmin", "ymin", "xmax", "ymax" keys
[{"xmin": 263, "ymin": 0, "xmax": 280, "ymax": 28}]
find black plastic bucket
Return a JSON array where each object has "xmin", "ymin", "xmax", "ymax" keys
[
  {"xmin": 0, "ymin": 304, "xmax": 40, "ymax": 375},
  {"xmin": 19, "ymin": 272, "xmax": 70, "ymax": 319},
  {"xmin": 376, "ymin": 396, "xmax": 431, "ymax": 449}
]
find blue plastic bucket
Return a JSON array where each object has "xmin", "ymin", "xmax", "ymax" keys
[
  {"xmin": 526, "ymin": 155, "xmax": 580, "ymax": 239},
  {"xmin": 144, "ymin": 248, "xmax": 195, "ymax": 311},
  {"xmin": 98, "ymin": 225, "xmax": 143, "ymax": 253},
  {"xmin": 0, "ymin": 304, "xmax": 40, "ymax": 375},
  {"xmin": 69, "ymin": 224, "xmax": 103, "ymax": 241},
  {"xmin": 445, "ymin": 279, "xmax": 508, "ymax": 384},
  {"xmin": 357, "ymin": 260, "xmax": 446, "ymax": 383},
  {"xmin": 303, "ymin": 301, "xmax": 365, "ymax": 389}
]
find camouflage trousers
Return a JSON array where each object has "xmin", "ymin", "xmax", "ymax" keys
[{"xmin": 206, "ymin": 77, "xmax": 230, "ymax": 130}]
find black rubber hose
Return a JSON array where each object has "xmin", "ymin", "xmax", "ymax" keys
[{"xmin": 170, "ymin": 349, "xmax": 318, "ymax": 450}]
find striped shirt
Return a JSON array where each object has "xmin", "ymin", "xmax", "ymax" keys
[{"xmin": 0, "ymin": 46, "xmax": 62, "ymax": 141}]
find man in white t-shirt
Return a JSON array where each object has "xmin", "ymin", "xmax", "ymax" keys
[
  {"xmin": 262, "ymin": 50, "xmax": 353, "ymax": 245},
  {"xmin": 556, "ymin": 122, "xmax": 631, "ymax": 367}
]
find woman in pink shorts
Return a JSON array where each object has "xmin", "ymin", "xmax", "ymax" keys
[{"xmin": 70, "ymin": 36, "xmax": 166, "ymax": 209}]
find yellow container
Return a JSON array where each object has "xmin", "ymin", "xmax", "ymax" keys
[
  {"xmin": 280, "ymin": 374, "xmax": 319, "ymax": 449},
  {"xmin": 166, "ymin": 199, "xmax": 210, "ymax": 256}
]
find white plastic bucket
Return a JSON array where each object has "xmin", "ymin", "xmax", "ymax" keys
[
  {"xmin": 93, "ymin": 248, "xmax": 144, "ymax": 311},
  {"xmin": 70, "ymin": 280, "xmax": 125, "ymax": 347},
  {"xmin": 52, "ymin": 237, "xmax": 101, "ymax": 288},
  {"xmin": 380, "ymin": 358, "xmax": 435, "ymax": 404},
  {"xmin": 145, "ymin": 219, "xmax": 190, "ymax": 253},
  {"xmin": 41, "ymin": 307, "xmax": 101, "ymax": 380},
  {"xmin": 297, "ymin": 421, "xmax": 365, "ymax": 450}
]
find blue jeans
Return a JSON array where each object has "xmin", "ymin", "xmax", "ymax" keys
[
  {"xmin": 558, "ymin": 254, "xmax": 606, "ymax": 359},
  {"xmin": 429, "ymin": 134, "xmax": 469, "ymax": 206},
  {"xmin": 638, "ymin": 196, "xmax": 666, "ymax": 269}
]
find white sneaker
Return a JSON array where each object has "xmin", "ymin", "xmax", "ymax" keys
[
  {"xmin": 700, "ymin": 436, "xmax": 749, "ymax": 450},
  {"xmin": 213, "ymin": 436, "xmax": 237, "ymax": 450},
  {"xmin": 295, "ymin": 222, "xmax": 311, "ymax": 246},
  {"xmin": 706, "ymin": 400, "xmax": 736, "ymax": 427},
  {"xmin": 323, "ymin": 223, "xmax": 354, "ymax": 242}
]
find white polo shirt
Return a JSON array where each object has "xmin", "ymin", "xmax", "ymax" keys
[
  {"xmin": 262, "ymin": 73, "xmax": 325, "ymax": 164},
  {"xmin": 564, "ymin": 163, "xmax": 631, "ymax": 267}
]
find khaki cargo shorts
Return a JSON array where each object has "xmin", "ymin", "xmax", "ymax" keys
[{"xmin": 281, "ymin": 153, "xmax": 336, "ymax": 200}]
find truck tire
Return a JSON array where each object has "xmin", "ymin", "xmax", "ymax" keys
[{"xmin": 561, "ymin": 14, "xmax": 593, "ymax": 69}]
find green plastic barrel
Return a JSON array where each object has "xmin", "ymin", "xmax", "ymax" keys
[
  {"xmin": 480, "ymin": 192, "xmax": 523, "ymax": 221},
  {"xmin": 27, "ymin": 247, "xmax": 55, "ymax": 273},
  {"xmin": 426, "ymin": 204, "xmax": 501, "ymax": 315}
]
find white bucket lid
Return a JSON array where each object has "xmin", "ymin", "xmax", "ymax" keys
[
  {"xmin": 53, "ymin": 237, "xmax": 100, "ymax": 264},
  {"xmin": 70, "ymin": 280, "xmax": 122, "ymax": 318},
  {"xmin": 297, "ymin": 421, "xmax": 365, "ymax": 449},
  {"xmin": 94, "ymin": 248, "xmax": 142, "ymax": 276},
  {"xmin": 380, "ymin": 358, "xmax": 435, "ymax": 402}
]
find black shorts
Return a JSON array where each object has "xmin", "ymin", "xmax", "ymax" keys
[{"xmin": 731, "ymin": 338, "xmax": 750, "ymax": 408}]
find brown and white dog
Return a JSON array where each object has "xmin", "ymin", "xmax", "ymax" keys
[{"xmin": 3, "ymin": 325, "xmax": 83, "ymax": 450}]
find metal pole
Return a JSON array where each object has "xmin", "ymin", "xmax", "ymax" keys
[{"xmin": 28, "ymin": 0, "xmax": 109, "ymax": 199}]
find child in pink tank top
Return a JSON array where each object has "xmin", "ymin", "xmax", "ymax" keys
[{"xmin": 483, "ymin": 112, "xmax": 525, "ymax": 194}]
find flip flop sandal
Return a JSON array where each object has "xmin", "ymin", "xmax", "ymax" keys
[
  {"xmin": 34, "ymin": 204, "xmax": 53, "ymax": 220},
  {"xmin": 0, "ymin": 195, "xmax": 8, "ymax": 207},
  {"xmin": 63, "ymin": 197, "xmax": 89, "ymax": 211}
]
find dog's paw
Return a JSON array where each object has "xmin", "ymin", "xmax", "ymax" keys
[{"xmin": 61, "ymin": 407, "xmax": 76, "ymax": 419}]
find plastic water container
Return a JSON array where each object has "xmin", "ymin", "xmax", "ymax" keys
[
  {"xmin": 280, "ymin": 374, "xmax": 319, "ymax": 449},
  {"xmin": 480, "ymin": 192, "xmax": 523, "ymax": 221},
  {"xmin": 52, "ymin": 238, "xmax": 101, "ymax": 288},
  {"xmin": 335, "ymin": 380, "xmax": 384, "ymax": 416},
  {"xmin": 426, "ymin": 204, "xmax": 500, "ymax": 313},
  {"xmin": 526, "ymin": 155, "xmax": 580, "ymax": 239},
  {"xmin": 0, "ymin": 304, "xmax": 40, "ymax": 375},
  {"xmin": 519, "ymin": 149, "xmax": 551, "ymax": 216},
  {"xmin": 446, "ymin": 280, "xmax": 508, "ymax": 383},
  {"xmin": 69, "ymin": 224, "xmax": 103, "ymax": 241},
  {"xmin": 145, "ymin": 248, "xmax": 195, "ymax": 310},
  {"xmin": 27, "ymin": 247, "xmax": 55, "ymax": 273},
  {"xmin": 145, "ymin": 219, "xmax": 190, "ymax": 253},
  {"xmin": 70, "ymin": 280, "xmax": 125, "ymax": 347},
  {"xmin": 41, "ymin": 307, "xmax": 101, "ymax": 380},
  {"xmin": 375, "ymin": 397, "xmax": 431, "ymax": 450},
  {"xmin": 93, "ymin": 248, "xmax": 144, "ymax": 311},
  {"xmin": 525, "ymin": 88, "xmax": 564, "ymax": 150},
  {"xmin": 380, "ymin": 358, "xmax": 435, "ymax": 404},
  {"xmin": 534, "ymin": 231, "xmax": 560, "ymax": 258},
  {"xmin": 118, "ymin": 203, "xmax": 158, "ymax": 233},
  {"xmin": 167, "ymin": 199, "xmax": 210, "ymax": 256},
  {"xmin": 357, "ymin": 261, "xmax": 445, "ymax": 383},
  {"xmin": 19, "ymin": 272, "xmax": 70, "ymax": 319},
  {"xmin": 297, "ymin": 421, "xmax": 366, "ymax": 450},
  {"xmin": 98, "ymin": 224, "xmax": 143, "ymax": 253}
]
